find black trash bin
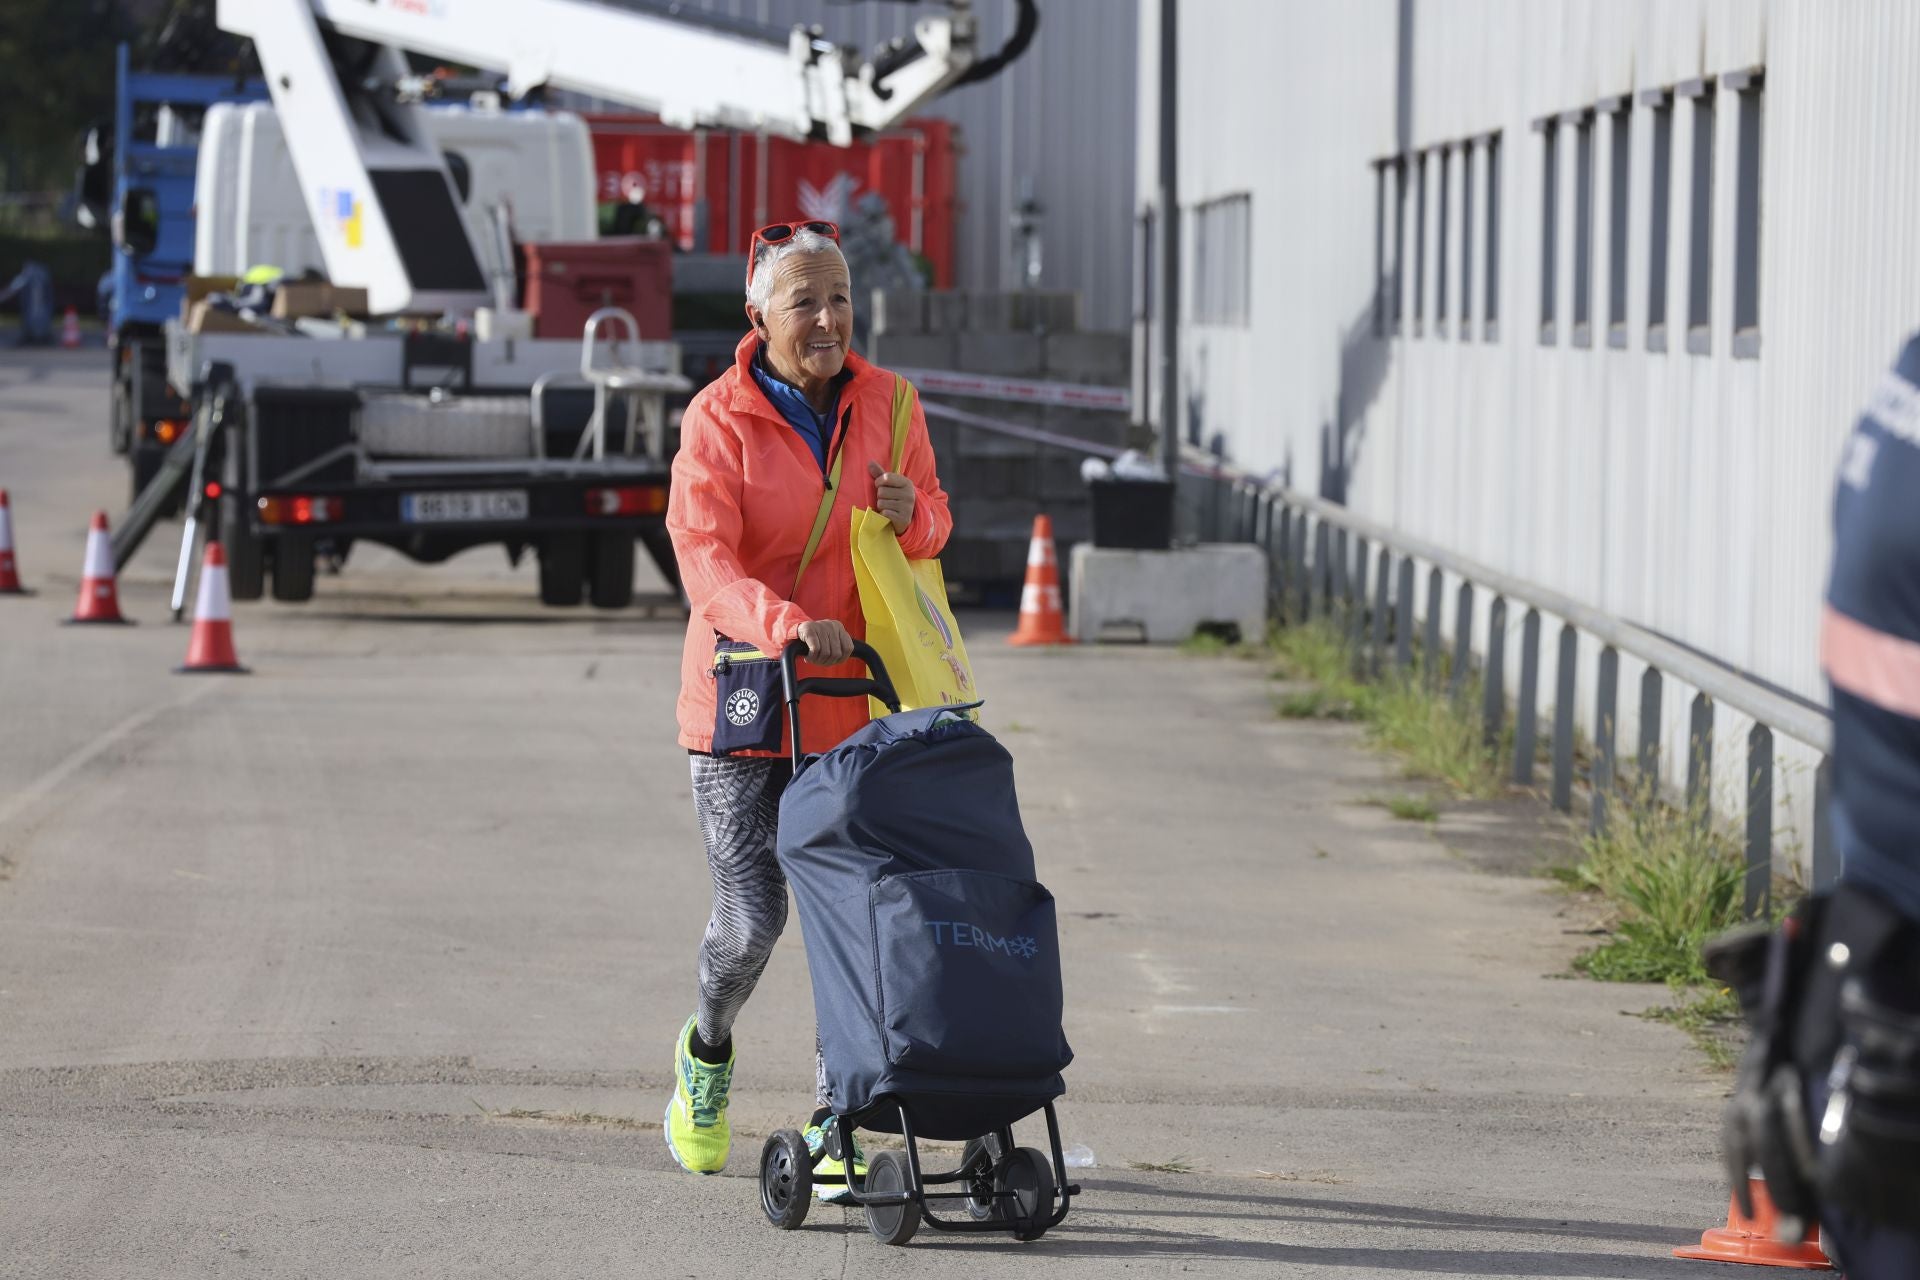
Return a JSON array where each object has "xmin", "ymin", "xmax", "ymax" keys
[{"xmin": 1088, "ymin": 478, "xmax": 1175, "ymax": 551}]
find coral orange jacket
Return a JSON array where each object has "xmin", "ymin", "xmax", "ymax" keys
[{"xmin": 668, "ymin": 332, "xmax": 952, "ymax": 756}]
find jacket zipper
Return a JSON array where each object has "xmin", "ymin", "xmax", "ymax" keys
[{"xmin": 823, "ymin": 404, "xmax": 854, "ymax": 490}]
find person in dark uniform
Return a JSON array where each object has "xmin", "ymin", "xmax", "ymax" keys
[{"xmin": 1718, "ymin": 334, "xmax": 1920, "ymax": 1277}]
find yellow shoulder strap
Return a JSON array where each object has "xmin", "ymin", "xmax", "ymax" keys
[
  {"xmin": 791, "ymin": 446, "xmax": 844, "ymax": 597},
  {"xmin": 889, "ymin": 375, "xmax": 915, "ymax": 474}
]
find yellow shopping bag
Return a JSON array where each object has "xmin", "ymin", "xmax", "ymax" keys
[{"xmin": 851, "ymin": 377, "xmax": 980, "ymax": 716}]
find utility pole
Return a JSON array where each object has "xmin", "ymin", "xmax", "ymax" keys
[{"xmin": 1157, "ymin": 0, "xmax": 1180, "ymax": 481}]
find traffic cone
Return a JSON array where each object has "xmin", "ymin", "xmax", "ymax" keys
[
  {"xmin": 67, "ymin": 511, "xmax": 130, "ymax": 625},
  {"xmin": 1008, "ymin": 513, "xmax": 1073, "ymax": 646},
  {"xmin": 60, "ymin": 308, "xmax": 80, "ymax": 349},
  {"xmin": 1673, "ymin": 1178, "xmax": 1832, "ymax": 1269},
  {"xmin": 0, "ymin": 489, "xmax": 24, "ymax": 595},
  {"xmin": 177, "ymin": 541, "xmax": 247, "ymax": 674}
]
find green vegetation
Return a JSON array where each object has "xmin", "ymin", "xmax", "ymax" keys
[
  {"xmin": 1360, "ymin": 792, "xmax": 1439, "ymax": 823},
  {"xmin": 1570, "ymin": 779, "xmax": 1747, "ymax": 986}
]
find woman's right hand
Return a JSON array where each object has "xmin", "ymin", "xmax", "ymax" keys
[{"xmin": 795, "ymin": 619, "xmax": 854, "ymax": 667}]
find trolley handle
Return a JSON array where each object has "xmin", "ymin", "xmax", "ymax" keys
[{"xmin": 781, "ymin": 639, "xmax": 902, "ymax": 770}]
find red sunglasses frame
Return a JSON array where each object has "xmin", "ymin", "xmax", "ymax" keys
[{"xmin": 746, "ymin": 220, "xmax": 842, "ymax": 290}]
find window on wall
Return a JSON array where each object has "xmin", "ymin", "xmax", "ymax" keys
[
  {"xmin": 1393, "ymin": 158, "xmax": 1408, "ymax": 336},
  {"xmin": 1484, "ymin": 132, "xmax": 1501, "ymax": 340},
  {"xmin": 1461, "ymin": 141, "xmax": 1476, "ymax": 336},
  {"xmin": 1373, "ymin": 161, "xmax": 1389, "ymax": 336},
  {"xmin": 1571, "ymin": 110, "xmax": 1594, "ymax": 347},
  {"xmin": 1413, "ymin": 150, "xmax": 1428, "ymax": 335},
  {"xmin": 1538, "ymin": 119, "xmax": 1558, "ymax": 345},
  {"xmin": 1731, "ymin": 68, "xmax": 1764, "ymax": 358},
  {"xmin": 1436, "ymin": 147, "xmax": 1451, "ymax": 336},
  {"xmin": 1190, "ymin": 193, "xmax": 1251, "ymax": 327},
  {"xmin": 1643, "ymin": 88, "xmax": 1674, "ymax": 352},
  {"xmin": 1684, "ymin": 78, "xmax": 1716, "ymax": 355},
  {"xmin": 1604, "ymin": 96, "xmax": 1631, "ymax": 348}
]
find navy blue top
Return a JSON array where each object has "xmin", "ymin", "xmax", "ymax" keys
[
  {"xmin": 751, "ymin": 345, "xmax": 849, "ymax": 475},
  {"xmin": 1827, "ymin": 332, "xmax": 1920, "ymax": 924}
]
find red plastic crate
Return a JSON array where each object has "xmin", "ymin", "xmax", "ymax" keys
[{"xmin": 522, "ymin": 237, "xmax": 673, "ymax": 341}]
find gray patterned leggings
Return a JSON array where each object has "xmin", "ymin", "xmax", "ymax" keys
[{"xmin": 689, "ymin": 753, "xmax": 827, "ymax": 1105}]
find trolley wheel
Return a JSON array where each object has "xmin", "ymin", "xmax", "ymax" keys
[
  {"xmin": 960, "ymin": 1137, "xmax": 998, "ymax": 1221},
  {"xmin": 862, "ymin": 1150, "xmax": 921, "ymax": 1246},
  {"xmin": 758, "ymin": 1129, "xmax": 812, "ymax": 1230},
  {"xmin": 996, "ymin": 1146, "xmax": 1056, "ymax": 1240}
]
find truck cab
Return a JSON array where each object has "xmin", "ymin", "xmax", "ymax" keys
[{"xmin": 77, "ymin": 44, "xmax": 265, "ymax": 503}]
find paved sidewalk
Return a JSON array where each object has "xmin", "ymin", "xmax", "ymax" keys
[{"xmin": 0, "ymin": 347, "xmax": 1730, "ymax": 1277}]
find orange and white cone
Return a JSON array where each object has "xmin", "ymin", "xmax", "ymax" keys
[
  {"xmin": 1673, "ymin": 1177, "xmax": 1832, "ymax": 1269},
  {"xmin": 1008, "ymin": 513, "xmax": 1073, "ymax": 646},
  {"xmin": 0, "ymin": 489, "xmax": 24, "ymax": 595},
  {"xmin": 177, "ymin": 542, "xmax": 248, "ymax": 674},
  {"xmin": 60, "ymin": 308, "xmax": 81, "ymax": 349},
  {"xmin": 68, "ymin": 511, "xmax": 129, "ymax": 625}
]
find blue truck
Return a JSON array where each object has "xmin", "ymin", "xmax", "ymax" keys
[{"xmin": 78, "ymin": 44, "xmax": 263, "ymax": 505}]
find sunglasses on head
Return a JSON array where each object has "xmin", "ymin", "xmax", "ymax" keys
[{"xmin": 746, "ymin": 220, "xmax": 841, "ymax": 289}]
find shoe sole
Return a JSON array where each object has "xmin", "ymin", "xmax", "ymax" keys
[{"xmin": 662, "ymin": 1098, "xmax": 725, "ymax": 1175}]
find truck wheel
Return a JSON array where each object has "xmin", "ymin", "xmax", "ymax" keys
[
  {"xmin": 270, "ymin": 535, "xmax": 316, "ymax": 603},
  {"xmin": 588, "ymin": 531, "xmax": 635, "ymax": 610},
  {"xmin": 538, "ymin": 533, "xmax": 586, "ymax": 607},
  {"xmin": 110, "ymin": 378, "xmax": 132, "ymax": 455},
  {"xmin": 221, "ymin": 494, "xmax": 265, "ymax": 601}
]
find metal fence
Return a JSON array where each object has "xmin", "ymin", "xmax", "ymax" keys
[{"xmin": 1181, "ymin": 465, "xmax": 1837, "ymax": 910}]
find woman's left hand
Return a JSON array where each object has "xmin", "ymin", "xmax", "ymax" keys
[{"xmin": 868, "ymin": 461, "xmax": 915, "ymax": 535}]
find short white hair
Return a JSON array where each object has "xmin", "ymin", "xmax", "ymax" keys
[{"xmin": 745, "ymin": 230, "xmax": 850, "ymax": 312}]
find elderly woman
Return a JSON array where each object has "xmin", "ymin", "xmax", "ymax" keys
[{"xmin": 661, "ymin": 222, "xmax": 951, "ymax": 1189}]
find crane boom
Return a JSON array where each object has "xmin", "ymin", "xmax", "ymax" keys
[{"xmin": 215, "ymin": 0, "xmax": 980, "ymax": 314}]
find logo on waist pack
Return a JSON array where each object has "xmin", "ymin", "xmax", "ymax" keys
[
  {"xmin": 928, "ymin": 921, "xmax": 1038, "ymax": 960},
  {"xmin": 725, "ymin": 687, "xmax": 761, "ymax": 726}
]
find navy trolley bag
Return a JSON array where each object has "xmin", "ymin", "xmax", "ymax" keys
[{"xmin": 775, "ymin": 645, "xmax": 1073, "ymax": 1142}]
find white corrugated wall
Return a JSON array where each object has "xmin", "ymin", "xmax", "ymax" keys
[
  {"xmin": 1143, "ymin": 0, "xmax": 1920, "ymax": 870},
  {"xmin": 663, "ymin": 0, "xmax": 1139, "ymax": 329}
]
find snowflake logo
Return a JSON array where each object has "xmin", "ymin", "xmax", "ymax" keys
[
  {"xmin": 725, "ymin": 687, "xmax": 761, "ymax": 727},
  {"xmin": 1009, "ymin": 936, "xmax": 1039, "ymax": 960}
]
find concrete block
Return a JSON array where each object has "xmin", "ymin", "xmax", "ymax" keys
[
  {"xmin": 1043, "ymin": 331, "xmax": 1129, "ymax": 382},
  {"xmin": 966, "ymin": 292, "xmax": 1015, "ymax": 332},
  {"xmin": 871, "ymin": 331, "xmax": 958, "ymax": 370},
  {"xmin": 1013, "ymin": 291, "xmax": 1081, "ymax": 333},
  {"xmin": 1069, "ymin": 543, "xmax": 1267, "ymax": 645},
  {"xmin": 870, "ymin": 288, "xmax": 926, "ymax": 336},
  {"xmin": 926, "ymin": 291, "xmax": 969, "ymax": 333},
  {"xmin": 956, "ymin": 331, "xmax": 1045, "ymax": 378}
]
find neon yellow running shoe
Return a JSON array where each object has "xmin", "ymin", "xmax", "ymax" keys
[
  {"xmin": 663, "ymin": 1015, "xmax": 734, "ymax": 1174},
  {"xmin": 804, "ymin": 1119, "xmax": 867, "ymax": 1204}
]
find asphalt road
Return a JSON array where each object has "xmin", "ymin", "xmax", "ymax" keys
[{"xmin": 1, "ymin": 346, "xmax": 1734, "ymax": 1278}]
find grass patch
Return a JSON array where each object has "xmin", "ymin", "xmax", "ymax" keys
[
  {"xmin": 1360, "ymin": 792, "xmax": 1439, "ymax": 823},
  {"xmin": 1127, "ymin": 1156, "xmax": 1196, "ymax": 1174},
  {"xmin": 1570, "ymin": 780, "xmax": 1747, "ymax": 987},
  {"xmin": 1270, "ymin": 620, "xmax": 1504, "ymax": 798},
  {"xmin": 1180, "ymin": 631, "xmax": 1231, "ymax": 657},
  {"xmin": 1639, "ymin": 985, "xmax": 1744, "ymax": 1071}
]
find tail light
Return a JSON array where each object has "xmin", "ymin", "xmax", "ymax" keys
[
  {"xmin": 152, "ymin": 418, "xmax": 186, "ymax": 445},
  {"xmin": 257, "ymin": 495, "xmax": 344, "ymax": 525},
  {"xmin": 587, "ymin": 486, "xmax": 668, "ymax": 516}
]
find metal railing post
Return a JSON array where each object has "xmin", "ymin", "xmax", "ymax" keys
[
  {"xmin": 1395, "ymin": 558, "xmax": 1415, "ymax": 672},
  {"xmin": 1514, "ymin": 608, "xmax": 1541, "ymax": 785},
  {"xmin": 1746, "ymin": 725, "xmax": 1774, "ymax": 917},
  {"xmin": 1483, "ymin": 596, "xmax": 1507, "ymax": 747},
  {"xmin": 1812, "ymin": 756, "xmax": 1837, "ymax": 890},
  {"xmin": 1450, "ymin": 581, "xmax": 1475, "ymax": 703},
  {"xmin": 1687, "ymin": 693, "xmax": 1714, "ymax": 825},
  {"xmin": 1592, "ymin": 646, "xmax": 1619, "ymax": 837},
  {"xmin": 1371, "ymin": 547, "xmax": 1391, "ymax": 676},
  {"xmin": 1349, "ymin": 537, "xmax": 1371, "ymax": 666},
  {"xmin": 1638, "ymin": 667, "xmax": 1664, "ymax": 787},
  {"xmin": 1424, "ymin": 567, "xmax": 1444, "ymax": 690},
  {"xmin": 1552, "ymin": 624, "xmax": 1577, "ymax": 812}
]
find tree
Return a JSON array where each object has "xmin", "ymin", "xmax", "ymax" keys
[{"xmin": 0, "ymin": 0, "xmax": 130, "ymax": 191}]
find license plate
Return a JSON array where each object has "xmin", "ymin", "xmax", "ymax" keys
[{"xmin": 401, "ymin": 489, "xmax": 529, "ymax": 523}]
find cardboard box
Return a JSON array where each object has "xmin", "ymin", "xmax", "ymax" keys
[
  {"xmin": 183, "ymin": 275, "xmax": 240, "ymax": 307},
  {"xmin": 270, "ymin": 282, "xmax": 371, "ymax": 320},
  {"xmin": 185, "ymin": 299, "xmax": 262, "ymax": 335}
]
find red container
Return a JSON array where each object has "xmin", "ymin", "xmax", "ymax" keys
[
  {"xmin": 521, "ymin": 237, "xmax": 673, "ymax": 341},
  {"xmin": 585, "ymin": 115, "xmax": 958, "ymax": 288}
]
